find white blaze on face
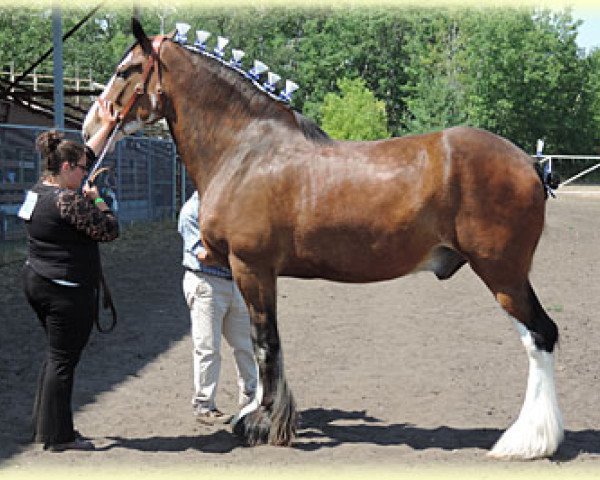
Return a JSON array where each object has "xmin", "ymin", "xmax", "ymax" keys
[
  {"xmin": 82, "ymin": 100, "xmax": 100, "ymax": 140},
  {"xmin": 83, "ymin": 50, "xmax": 145, "ymax": 142},
  {"xmin": 82, "ymin": 64, "xmax": 118, "ymax": 140}
]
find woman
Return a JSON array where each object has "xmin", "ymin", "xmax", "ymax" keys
[{"xmin": 20, "ymin": 99, "xmax": 119, "ymax": 452}]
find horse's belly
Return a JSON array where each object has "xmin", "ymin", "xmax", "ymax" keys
[{"xmin": 281, "ymin": 231, "xmax": 441, "ymax": 282}]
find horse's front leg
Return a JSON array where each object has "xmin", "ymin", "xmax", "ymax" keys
[{"xmin": 229, "ymin": 258, "xmax": 297, "ymax": 446}]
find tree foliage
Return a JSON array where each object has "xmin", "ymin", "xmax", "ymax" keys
[
  {"xmin": 321, "ymin": 77, "xmax": 389, "ymax": 140},
  {"xmin": 400, "ymin": 8, "xmax": 598, "ymax": 152},
  {"xmin": 0, "ymin": 4, "xmax": 599, "ymax": 153}
]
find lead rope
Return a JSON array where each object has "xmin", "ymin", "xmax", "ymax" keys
[
  {"xmin": 87, "ymin": 121, "xmax": 121, "ymax": 333},
  {"xmin": 95, "ymin": 265, "xmax": 117, "ymax": 333},
  {"xmin": 87, "ymin": 124, "xmax": 121, "ymax": 183}
]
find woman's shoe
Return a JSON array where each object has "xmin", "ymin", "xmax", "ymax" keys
[{"xmin": 44, "ymin": 437, "xmax": 95, "ymax": 452}]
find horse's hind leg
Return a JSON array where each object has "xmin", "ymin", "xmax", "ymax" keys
[
  {"xmin": 472, "ymin": 261, "xmax": 563, "ymax": 459},
  {"xmin": 229, "ymin": 259, "xmax": 297, "ymax": 446}
]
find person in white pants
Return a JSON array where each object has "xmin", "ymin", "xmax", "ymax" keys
[{"xmin": 178, "ymin": 191, "xmax": 257, "ymax": 424}]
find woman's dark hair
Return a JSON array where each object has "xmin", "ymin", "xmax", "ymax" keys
[{"xmin": 36, "ymin": 129, "xmax": 85, "ymax": 177}]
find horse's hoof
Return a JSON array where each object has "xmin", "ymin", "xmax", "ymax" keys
[
  {"xmin": 488, "ymin": 418, "xmax": 563, "ymax": 460},
  {"xmin": 231, "ymin": 412, "xmax": 247, "ymax": 439},
  {"xmin": 231, "ymin": 409, "xmax": 270, "ymax": 446}
]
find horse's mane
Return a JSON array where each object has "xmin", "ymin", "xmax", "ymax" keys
[
  {"xmin": 172, "ymin": 40, "xmax": 333, "ymax": 145},
  {"xmin": 292, "ymin": 111, "xmax": 332, "ymax": 144}
]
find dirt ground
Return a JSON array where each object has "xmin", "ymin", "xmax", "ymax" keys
[{"xmin": 1, "ymin": 194, "xmax": 599, "ymax": 478}]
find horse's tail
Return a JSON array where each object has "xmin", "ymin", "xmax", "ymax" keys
[{"xmin": 533, "ymin": 160, "xmax": 560, "ymax": 199}]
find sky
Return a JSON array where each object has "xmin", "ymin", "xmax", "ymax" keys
[{"xmin": 572, "ymin": 8, "xmax": 600, "ymax": 53}]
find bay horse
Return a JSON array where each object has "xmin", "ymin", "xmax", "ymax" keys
[{"xmin": 83, "ymin": 18, "xmax": 563, "ymax": 459}]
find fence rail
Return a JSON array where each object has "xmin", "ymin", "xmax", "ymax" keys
[
  {"xmin": 536, "ymin": 155, "xmax": 600, "ymax": 186},
  {"xmin": 1, "ymin": 65, "xmax": 98, "ymax": 88}
]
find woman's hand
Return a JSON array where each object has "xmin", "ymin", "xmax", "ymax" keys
[
  {"xmin": 82, "ymin": 182, "xmax": 101, "ymax": 202},
  {"xmin": 97, "ymin": 98, "xmax": 119, "ymax": 127},
  {"xmin": 85, "ymin": 99, "xmax": 119, "ymax": 157}
]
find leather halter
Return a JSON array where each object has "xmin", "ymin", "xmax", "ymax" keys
[
  {"xmin": 89, "ymin": 35, "xmax": 168, "ymax": 180},
  {"xmin": 117, "ymin": 35, "xmax": 168, "ymax": 124}
]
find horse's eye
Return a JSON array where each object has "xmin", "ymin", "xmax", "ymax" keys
[{"xmin": 116, "ymin": 63, "xmax": 142, "ymax": 80}]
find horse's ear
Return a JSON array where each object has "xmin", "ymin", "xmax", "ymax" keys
[{"xmin": 131, "ymin": 17, "xmax": 152, "ymax": 56}]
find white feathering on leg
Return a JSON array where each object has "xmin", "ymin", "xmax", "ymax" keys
[
  {"xmin": 231, "ymin": 377, "xmax": 263, "ymax": 429},
  {"xmin": 489, "ymin": 320, "xmax": 563, "ymax": 459}
]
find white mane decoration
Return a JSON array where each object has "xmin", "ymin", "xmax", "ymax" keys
[
  {"xmin": 279, "ymin": 80, "xmax": 299, "ymax": 102},
  {"xmin": 194, "ymin": 30, "xmax": 211, "ymax": 50},
  {"xmin": 173, "ymin": 22, "xmax": 299, "ymax": 104},
  {"xmin": 174, "ymin": 23, "xmax": 191, "ymax": 43},
  {"xmin": 214, "ymin": 36, "xmax": 230, "ymax": 58},
  {"xmin": 230, "ymin": 49, "xmax": 245, "ymax": 68},
  {"xmin": 264, "ymin": 72, "xmax": 281, "ymax": 93}
]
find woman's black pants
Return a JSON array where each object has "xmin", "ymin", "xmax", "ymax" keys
[{"xmin": 22, "ymin": 263, "xmax": 94, "ymax": 446}]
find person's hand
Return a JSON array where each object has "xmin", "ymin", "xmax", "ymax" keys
[
  {"xmin": 197, "ymin": 248, "xmax": 220, "ymax": 266},
  {"xmin": 97, "ymin": 98, "xmax": 119, "ymax": 127},
  {"xmin": 82, "ymin": 182, "xmax": 101, "ymax": 202},
  {"xmin": 85, "ymin": 99, "xmax": 120, "ymax": 157}
]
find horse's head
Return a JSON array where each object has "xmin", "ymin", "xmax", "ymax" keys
[{"xmin": 82, "ymin": 18, "xmax": 168, "ymax": 144}]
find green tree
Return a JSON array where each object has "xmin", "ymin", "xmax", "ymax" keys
[
  {"xmin": 321, "ymin": 77, "xmax": 389, "ymax": 140},
  {"xmin": 400, "ymin": 10, "xmax": 469, "ymax": 134},
  {"xmin": 399, "ymin": 7, "xmax": 597, "ymax": 153},
  {"xmin": 459, "ymin": 8, "xmax": 594, "ymax": 153},
  {"xmin": 581, "ymin": 47, "xmax": 600, "ymax": 152}
]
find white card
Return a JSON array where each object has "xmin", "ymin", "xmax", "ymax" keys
[{"xmin": 17, "ymin": 190, "xmax": 38, "ymax": 221}]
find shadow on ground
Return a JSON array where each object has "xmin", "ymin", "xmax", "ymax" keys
[
  {"xmin": 0, "ymin": 223, "xmax": 189, "ymax": 464},
  {"xmin": 297, "ymin": 408, "xmax": 600, "ymax": 461},
  {"xmin": 84, "ymin": 407, "xmax": 600, "ymax": 461}
]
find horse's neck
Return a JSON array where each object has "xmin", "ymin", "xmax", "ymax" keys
[{"xmin": 162, "ymin": 43, "xmax": 296, "ymax": 193}]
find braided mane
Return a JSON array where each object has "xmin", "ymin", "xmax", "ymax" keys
[{"xmin": 174, "ymin": 39, "xmax": 332, "ymax": 145}]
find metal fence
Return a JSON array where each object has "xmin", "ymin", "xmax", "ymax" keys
[
  {"xmin": 0, "ymin": 124, "xmax": 178, "ymax": 263},
  {"xmin": 536, "ymin": 155, "xmax": 600, "ymax": 186}
]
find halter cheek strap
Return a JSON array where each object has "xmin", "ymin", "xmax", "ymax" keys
[{"xmin": 118, "ymin": 34, "xmax": 168, "ymax": 123}]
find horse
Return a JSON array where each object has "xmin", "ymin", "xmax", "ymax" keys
[{"xmin": 83, "ymin": 18, "xmax": 563, "ymax": 459}]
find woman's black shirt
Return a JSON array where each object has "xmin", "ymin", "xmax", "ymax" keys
[{"xmin": 24, "ymin": 182, "xmax": 119, "ymax": 286}]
